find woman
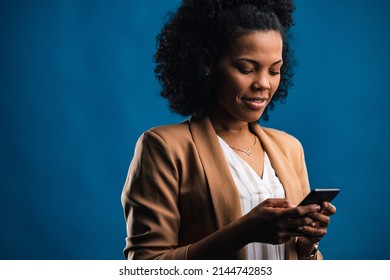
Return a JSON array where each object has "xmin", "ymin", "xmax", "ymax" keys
[{"xmin": 121, "ymin": 0, "xmax": 336, "ymax": 260}]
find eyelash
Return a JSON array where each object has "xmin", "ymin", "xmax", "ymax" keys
[
  {"xmin": 238, "ymin": 67, "xmax": 280, "ymax": 76},
  {"xmin": 239, "ymin": 68, "xmax": 255, "ymax": 74},
  {"xmin": 269, "ymin": 70, "xmax": 280, "ymax": 76}
]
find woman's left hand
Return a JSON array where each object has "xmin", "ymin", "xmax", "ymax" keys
[
  {"xmin": 299, "ymin": 201, "xmax": 336, "ymax": 242},
  {"xmin": 296, "ymin": 202, "xmax": 337, "ymax": 257}
]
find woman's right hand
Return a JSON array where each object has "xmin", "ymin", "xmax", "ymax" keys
[{"xmin": 240, "ymin": 198, "xmax": 321, "ymax": 245}]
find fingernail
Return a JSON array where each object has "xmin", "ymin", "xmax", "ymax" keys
[
  {"xmin": 323, "ymin": 201, "xmax": 329, "ymax": 208},
  {"xmin": 297, "ymin": 226, "xmax": 303, "ymax": 231}
]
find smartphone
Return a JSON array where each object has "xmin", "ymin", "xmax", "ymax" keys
[{"xmin": 298, "ymin": 188, "xmax": 340, "ymax": 206}]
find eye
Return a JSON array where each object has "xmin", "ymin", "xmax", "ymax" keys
[
  {"xmin": 269, "ymin": 70, "xmax": 280, "ymax": 76},
  {"xmin": 238, "ymin": 67, "xmax": 255, "ymax": 75}
]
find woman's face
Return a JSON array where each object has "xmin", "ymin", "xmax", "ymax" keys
[{"xmin": 211, "ymin": 30, "xmax": 283, "ymax": 123}]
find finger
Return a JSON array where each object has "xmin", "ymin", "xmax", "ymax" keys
[
  {"xmin": 264, "ymin": 198, "xmax": 294, "ymax": 208},
  {"xmin": 321, "ymin": 202, "xmax": 337, "ymax": 216},
  {"xmin": 311, "ymin": 221, "xmax": 320, "ymax": 227},
  {"xmin": 308, "ymin": 212, "xmax": 331, "ymax": 226},
  {"xmin": 298, "ymin": 224, "xmax": 327, "ymax": 240},
  {"xmin": 281, "ymin": 204, "xmax": 321, "ymax": 218},
  {"xmin": 285, "ymin": 216, "xmax": 314, "ymax": 230}
]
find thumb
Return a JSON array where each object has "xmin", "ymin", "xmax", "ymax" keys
[{"xmin": 265, "ymin": 198, "xmax": 294, "ymax": 208}]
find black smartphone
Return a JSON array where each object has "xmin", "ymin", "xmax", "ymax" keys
[{"xmin": 298, "ymin": 188, "xmax": 340, "ymax": 206}]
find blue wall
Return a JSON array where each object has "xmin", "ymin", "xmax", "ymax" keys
[{"xmin": 1, "ymin": 0, "xmax": 389, "ymax": 259}]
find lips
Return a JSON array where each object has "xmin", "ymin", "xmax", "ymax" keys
[{"xmin": 242, "ymin": 97, "xmax": 268, "ymax": 110}]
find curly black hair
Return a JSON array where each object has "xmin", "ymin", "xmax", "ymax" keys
[{"xmin": 154, "ymin": 0, "xmax": 296, "ymax": 121}]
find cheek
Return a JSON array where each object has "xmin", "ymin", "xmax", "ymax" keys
[
  {"xmin": 270, "ymin": 77, "xmax": 281, "ymax": 95},
  {"xmin": 216, "ymin": 72, "xmax": 248, "ymax": 98}
]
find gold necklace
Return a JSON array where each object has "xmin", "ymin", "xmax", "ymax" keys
[{"xmin": 228, "ymin": 135, "xmax": 257, "ymax": 156}]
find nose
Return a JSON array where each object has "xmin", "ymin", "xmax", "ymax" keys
[{"xmin": 251, "ymin": 73, "xmax": 271, "ymax": 91}]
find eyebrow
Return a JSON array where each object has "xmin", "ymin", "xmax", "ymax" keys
[{"xmin": 235, "ymin": 58, "xmax": 283, "ymax": 66}]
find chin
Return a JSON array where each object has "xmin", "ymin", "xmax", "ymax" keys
[
  {"xmin": 248, "ymin": 111, "xmax": 265, "ymax": 122},
  {"xmin": 241, "ymin": 114, "xmax": 263, "ymax": 123}
]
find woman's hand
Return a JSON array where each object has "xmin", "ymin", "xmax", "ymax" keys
[
  {"xmin": 240, "ymin": 198, "xmax": 322, "ymax": 245},
  {"xmin": 296, "ymin": 201, "xmax": 337, "ymax": 258},
  {"xmin": 297, "ymin": 202, "xmax": 337, "ymax": 242},
  {"xmin": 187, "ymin": 199, "xmax": 335, "ymax": 260}
]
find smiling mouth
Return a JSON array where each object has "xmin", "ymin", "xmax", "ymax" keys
[
  {"xmin": 242, "ymin": 97, "xmax": 268, "ymax": 102},
  {"xmin": 242, "ymin": 97, "xmax": 269, "ymax": 109}
]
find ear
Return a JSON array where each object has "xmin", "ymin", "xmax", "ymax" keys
[{"xmin": 203, "ymin": 48, "xmax": 213, "ymax": 75}]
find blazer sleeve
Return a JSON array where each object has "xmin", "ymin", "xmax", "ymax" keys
[{"xmin": 121, "ymin": 130, "xmax": 189, "ymax": 259}]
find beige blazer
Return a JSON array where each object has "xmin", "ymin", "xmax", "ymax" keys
[{"xmin": 121, "ymin": 116, "xmax": 320, "ymax": 260}]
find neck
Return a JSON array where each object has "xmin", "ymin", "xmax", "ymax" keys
[{"xmin": 209, "ymin": 113, "xmax": 251, "ymax": 136}]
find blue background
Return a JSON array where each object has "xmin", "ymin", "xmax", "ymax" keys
[{"xmin": 1, "ymin": 0, "xmax": 389, "ymax": 260}]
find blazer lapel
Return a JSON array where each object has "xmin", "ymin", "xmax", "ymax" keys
[
  {"xmin": 250, "ymin": 123, "xmax": 303, "ymax": 205},
  {"xmin": 189, "ymin": 116, "xmax": 242, "ymax": 228}
]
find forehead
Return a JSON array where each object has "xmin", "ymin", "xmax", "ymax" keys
[{"xmin": 226, "ymin": 30, "xmax": 283, "ymax": 59}]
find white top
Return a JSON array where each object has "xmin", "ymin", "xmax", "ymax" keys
[{"xmin": 217, "ymin": 136, "xmax": 286, "ymax": 260}]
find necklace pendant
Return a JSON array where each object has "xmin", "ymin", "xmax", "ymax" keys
[{"xmin": 227, "ymin": 135, "xmax": 257, "ymax": 157}]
